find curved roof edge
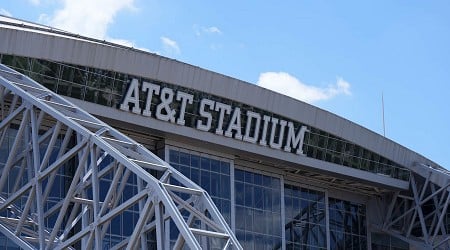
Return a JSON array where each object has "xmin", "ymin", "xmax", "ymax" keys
[{"xmin": 0, "ymin": 15, "xmax": 443, "ymax": 172}]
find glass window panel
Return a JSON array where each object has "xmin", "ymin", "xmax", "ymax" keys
[
  {"xmin": 236, "ymin": 206, "xmax": 246, "ymax": 230},
  {"xmin": 255, "ymin": 234, "xmax": 264, "ymax": 250},
  {"xmin": 179, "ymin": 165, "xmax": 190, "ymax": 178},
  {"xmin": 70, "ymin": 83, "xmax": 84, "ymax": 99},
  {"xmin": 169, "ymin": 150, "xmax": 179, "ymax": 163},
  {"xmin": 292, "ymin": 198, "xmax": 300, "ymax": 218},
  {"xmin": 244, "ymin": 184, "xmax": 253, "ymax": 207},
  {"xmin": 213, "ymin": 197, "xmax": 221, "ymax": 210},
  {"xmin": 235, "ymin": 182, "xmax": 245, "ymax": 206},
  {"xmin": 285, "ymin": 184, "xmax": 293, "ymax": 196},
  {"xmin": 330, "ymin": 231, "xmax": 337, "ymax": 250},
  {"xmin": 122, "ymin": 212, "xmax": 135, "ymax": 236},
  {"xmin": 308, "ymin": 225, "xmax": 318, "ymax": 246},
  {"xmin": 179, "ymin": 151, "xmax": 190, "ymax": 165},
  {"xmin": 316, "ymin": 150, "xmax": 324, "ymax": 160},
  {"xmin": 254, "ymin": 209, "xmax": 265, "ymax": 234},
  {"xmin": 265, "ymin": 210, "xmax": 274, "ymax": 235},
  {"xmin": 254, "ymin": 186, "xmax": 263, "ymax": 209},
  {"xmin": 201, "ymin": 170, "xmax": 210, "ymax": 192},
  {"xmin": 235, "ymin": 169, "xmax": 245, "ymax": 182},
  {"xmin": 201, "ymin": 157, "xmax": 210, "ymax": 170},
  {"xmin": 325, "ymin": 152, "xmax": 332, "ymax": 162},
  {"xmin": 190, "ymin": 167, "xmax": 200, "ymax": 184},
  {"xmin": 272, "ymin": 212, "xmax": 281, "ymax": 237},
  {"xmin": 285, "ymin": 224, "xmax": 292, "ymax": 243},
  {"xmin": 57, "ymin": 80, "xmax": 71, "ymax": 96},
  {"xmin": 245, "ymin": 208, "xmax": 253, "ymax": 231},
  {"xmin": 220, "ymin": 161, "xmax": 230, "ymax": 175},
  {"xmin": 359, "ymin": 214, "xmax": 367, "ymax": 235},
  {"xmin": 318, "ymin": 136, "xmax": 326, "ymax": 148},
  {"xmin": 310, "ymin": 189, "xmax": 320, "ymax": 201},
  {"xmin": 352, "ymin": 235, "xmax": 360, "ymax": 250},
  {"xmin": 285, "ymin": 196, "xmax": 293, "ymax": 221},
  {"xmin": 318, "ymin": 225, "xmax": 326, "ymax": 248},
  {"xmin": 245, "ymin": 232, "xmax": 254, "ymax": 250},
  {"xmin": 211, "ymin": 159, "xmax": 220, "ymax": 172},
  {"xmin": 191, "ymin": 155, "xmax": 200, "ymax": 168},
  {"xmin": 263, "ymin": 188, "xmax": 272, "ymax": 211},
  {"xmin": 111, "ymin": 93, "xmax": 124, "ymax": 108},
  {"xmin": 222, "ymin": 200, "xmax": 231, "ymax": 224},
  {"xmin": 284, "ymin": 184, "xmax": 326, "ymax": 249},
  {"xmin": 271, "ymin": 176, "xmax": 280, "ymax": 189},
  {"xmin": 168, "ymin": 148, "xmax": 232, "ymax": 226},
  {"xmin": 235, "ymin": 169, "xmax": 282, "ymax": 250},
  {"xmin": 245, "ymin": 171, "xmax": 253, "ymax": 183},
  {"xmin": 236, "ymin": 230, "xmax": 245, "ymax": 247},
  {"xmin": 329, "ymin": 198, "xmax": 366, "ymax": 250},
  {"xmin": 111, "ymin": 216, "xmax": 121, "ymax": 235},
  {"xmin": 84, "ymin": 87, "xmax": 98, "ymax": 103},
  {"xmin": 262, "ymin": 175, "xmax": 271, "ymax": 187},
  {"xmin": 254, "ymin": 173, "xmax": 262, "ymax": 185},
  {"xmin": 297, "ymin": 186, "xmax": 305, "ymax": 198},
  {"xmin": 210, "ymin": 172, "xmax": 220, "ymax": 197},
  {"xmin": 33, "ymin": 71, "xmax": 59, "ymax": 91},
  {"xmin": 220, "ymin": 174, "xmax": 230, "ymax": 199}
]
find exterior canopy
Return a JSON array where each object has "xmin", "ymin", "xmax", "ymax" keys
[{"xmin": 0, "ymin": 63, "xmax": 242, "ymax": 249}]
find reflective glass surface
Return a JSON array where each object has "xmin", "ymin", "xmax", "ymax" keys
[
  {"xmin": 371, "ymin": 232, "xmax": 409, "ymax": 250},
  {"xmin": 234, "ymin": 168, "xmax": 282, "ymax": 250},
  {"xmin": 168, "ymin": 148, "xmax": 232, "ymax": 249},
  {"xmin": 168, "ymin": 148, "xmax": 232, "ymax": 225},
  {"xmin": 329, "ymin": 198, "xmax": 367, "ymax": 250},
  {"xmin": 284, "ymin": 184, "xmax": 327, "ymax": 249}
]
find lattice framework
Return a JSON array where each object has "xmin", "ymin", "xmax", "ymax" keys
[
  {"xmin": 0, "ymin": 64, "xmax": 242, "ymax": 249},
  {"xmin": 382, "ymin": 163, "xmax": 450, "ymax": 249}
]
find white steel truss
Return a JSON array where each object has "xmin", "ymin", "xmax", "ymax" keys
[
  {"xmin": 382, "ymin": 163, "xmax": 450, "ymax": 249},
  {"xmin": 0, "ymin": 63, "xmax": 242, "ymax": 249}
]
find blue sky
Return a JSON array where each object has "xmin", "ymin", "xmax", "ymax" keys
[{"xmin": 1, "ymin": 0, "xmax": 449, "ymax": 168}]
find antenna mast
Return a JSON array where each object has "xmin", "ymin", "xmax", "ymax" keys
[{"xmin": 382, "ymin": 91, "xmax": 386, "ymax": 137}]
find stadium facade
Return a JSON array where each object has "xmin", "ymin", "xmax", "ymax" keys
[{"xmin": 0, "ymin": 15, "xmax": 449, "ymax": 249}]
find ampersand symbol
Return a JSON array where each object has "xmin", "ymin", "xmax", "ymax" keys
[{"xmin": 156, "ymin": 87, "xmax": 176, "ymax": 122}]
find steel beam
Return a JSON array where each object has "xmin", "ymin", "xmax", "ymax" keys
[
  {"xmin": 381, "ymin": 165, "xmax": 450, "ymax": 249},
  {"xmin": 0, "ymin": 64, "xmax": 242, "ymax": 249}
]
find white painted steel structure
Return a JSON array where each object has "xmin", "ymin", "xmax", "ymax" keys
[
  {"xmin": 0, "ymin": 64, "xmax": 242, "ymax": 249},
  {"xmin": 380, "ymin": 163, "xmax": 450, "ymax": 249}
]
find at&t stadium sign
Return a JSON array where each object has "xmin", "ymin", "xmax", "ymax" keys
[{"xmin": 119, "ymin": 78, "xmax": 308, "ymax": 156}]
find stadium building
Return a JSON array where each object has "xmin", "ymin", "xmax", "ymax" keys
[{"xmin": 0, "ymin": 15, "xmax": 449, "ymax": 249}]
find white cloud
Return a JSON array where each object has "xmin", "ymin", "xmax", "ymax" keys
[
  {"xmin": 210, "ymin": 43, "xmax": 223, "ymax": 50},
  {"xmin": 108, "ymin": 38, "xmax": 134, "ymax": 47},
  {"xmin": 37, "ymin": 0, "xmax": 156, "ymax": 53},
  {"xmin": 193, "ymin": 24, "xmax": 222, "ymax": 36},
  {"xmin": 257, "ymin": 72, "xmax": 351, "ymax": 103},
  {"xmin": 44, "ymin": 0, "xmax": 135, "ymax": 39},
  {"xmin": 29, "ymin": 0, "xmax": 40, "ymax": 5},
  {"xmin": 193, "ymin": 24, "xmax": 201, "ymax": 36},
  {"xmin": 204, "ymin": 26, "xmax": 222, "ymax": 35},
  {"xmin": 161, "ymin": 36, "xmax": 180, "ymax": 55},
  {"xmin": 0, "ymin": 8, "xmax": 12, "ymax": 17},
  {"xmin": 38, "ymin": 13, "xmax": 50, "ymax": 24},
  {"xmin": 107, "ymin": 37, "xmax": 151, "ymax": 52},
  {"xmin": 36, "ymin": 0, "xmax": 156, "ymax": 54}
]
